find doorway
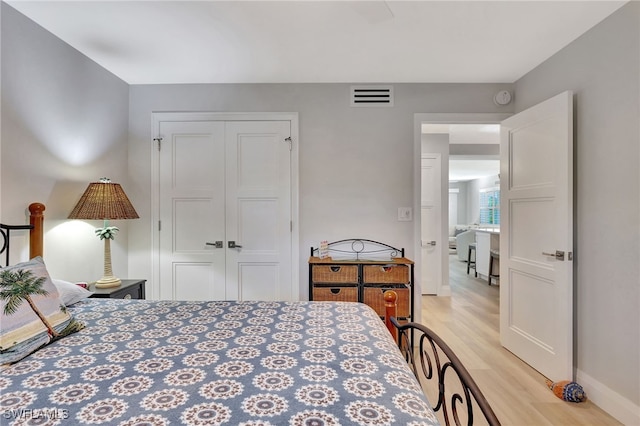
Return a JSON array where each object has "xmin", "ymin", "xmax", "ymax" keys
[
  {"xmin": 415, "ymin": 92, "xmax": 575, "ymax": 381},
  {"xmin": 448, "ymin": 155, "xmax": 501, "ymax": 279},
  {"xmin": 414, "ymin": 114, "xmax": 509, "ymax": 303}
]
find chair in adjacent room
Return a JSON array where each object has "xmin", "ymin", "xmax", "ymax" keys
[
  {"xmin": 467, "ymin": 243, "xmax": 477, "ymax": 277},
  {"xmin": 488, "ymin": 249, "xmax": 500, "ymax": 285}
]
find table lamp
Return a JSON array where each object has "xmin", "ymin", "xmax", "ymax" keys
[{"xmin": 68, "ymin": 178, "xmax": 139, "ymax": 288}]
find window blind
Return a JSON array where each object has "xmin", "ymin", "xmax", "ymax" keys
[{"xmin": 479, "ymin": 187, "xmax": 500, "ymax": 225}]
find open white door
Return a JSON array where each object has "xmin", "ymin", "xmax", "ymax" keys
[{"xmin": 500, "ymin": 91, "xmax": 574, "ymax": 380}]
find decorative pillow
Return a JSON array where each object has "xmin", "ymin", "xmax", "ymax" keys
[
  {"xmin": 0, "ymin": 257, "xmax": 84, "ymax": 366},
  {"xmin": 52, "ymin": 279, "xmax": 93, "ymax": 306}
]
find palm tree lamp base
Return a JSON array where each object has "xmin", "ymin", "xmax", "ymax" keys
[
  {"xmin": 95, "ymin": 229, "xmax": 121, "ymax": 288},
  {"xmin": 95, "ymin": 277, "xmax": 121, "ymax": 288}
]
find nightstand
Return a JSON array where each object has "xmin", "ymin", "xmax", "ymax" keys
[{"xmin": 89, "ymin": 279, "xmax": 146, "ymax": 300}]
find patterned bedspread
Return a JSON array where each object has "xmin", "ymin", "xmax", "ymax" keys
[{"xmin": 0, "ymin": 299, "xmax": 438, "ymax": 425}]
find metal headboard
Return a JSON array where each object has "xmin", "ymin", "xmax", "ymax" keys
[{"xmin": 0, "ymin": 224, "xmax": 34, "ymax": 268}]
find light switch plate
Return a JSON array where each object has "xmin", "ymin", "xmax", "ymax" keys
[{"xmin": 398, "ymin": 207, "xmax": 413, "ymax": 221}]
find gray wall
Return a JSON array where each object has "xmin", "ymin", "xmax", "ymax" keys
[
  {"xmin": 128, "ymin": 84, "xmax": 513, "ymax": 300},
  {"xmin": 515, "ymin": 1, "xmax": 639, "ymax": 415},
  {"xmin": 0, "ymin": 4, "xmax": 130, "ymax": 280},
  {"xmin": 448, "ymin": 181, "xmax": 469, "ymax": 225}
]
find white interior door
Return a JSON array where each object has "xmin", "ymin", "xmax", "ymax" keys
[
  {"xmin": 159, "ymin": 121, "xmax": 226, "ymax": 301},
  {"xmin": 421, "ymin": 154, "xmax": 441, "ymax": 295},
  {"xmin": 500, "ymin": 91, "xmax": 574, "ymax": 380},
  {"xmin": 225, "ymin": 121, "xmax": 292, "ymax": 301},
  {"xmin": 158, "ymin": 119, "xmax": 293, "ymax": 301}
]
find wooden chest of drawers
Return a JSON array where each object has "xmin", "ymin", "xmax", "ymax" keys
[
  {"xmin": 312, "ymin": 286, "xmax": 359, "ymax": 303},
  {"xmin": 309, "ymin": 242, "xmax": 414, "ymax": 321},
  {"xmin": 311, "ymin": 264, "xmax": 359, "ymax": 283},
  {"xmin": 363, "ymin": 264, "xmax": 409, "ymax": 283}
]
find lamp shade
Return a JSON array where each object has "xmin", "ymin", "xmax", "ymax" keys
[{"xmin": 68, "ymin": 179, "xmax": 139, "ymax": 220}]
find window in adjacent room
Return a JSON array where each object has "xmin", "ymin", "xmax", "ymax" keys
[{"xmin": 479, "ymin": 187, "xmax": 500, "ymax": 225}]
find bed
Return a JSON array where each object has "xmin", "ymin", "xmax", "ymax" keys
[{"xmin": 0, "ymin": 204, "xmax": 500, "ymax": 426}]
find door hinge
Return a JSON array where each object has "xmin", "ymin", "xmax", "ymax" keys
[
  {"xmin": 285, "ymin": 136, "xmax": 292, "ymax": 151},
  {"xmin": 290, "ymin": 221, "xmax": 293, "ymax": 232},
  {"xmin": 153, "ymin": 137, "xmax": 163, "ymax": 151},
  {"xmin": 158, "ymin": 220, "xmax": 161, "ymax": 232}
]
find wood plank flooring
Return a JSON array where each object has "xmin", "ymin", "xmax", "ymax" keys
[{"xmin": 417, "ymin": 254, "xmax": 621, "ymax": 425}]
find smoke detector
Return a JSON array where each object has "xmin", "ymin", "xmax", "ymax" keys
[{"xmin": 494, "ymin": 90, "xmax": 512, "ymax": 105}]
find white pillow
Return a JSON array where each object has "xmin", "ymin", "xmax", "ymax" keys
[{"xmin": 52, "ymin": 279, "xmax": 93, "ymax": 306}]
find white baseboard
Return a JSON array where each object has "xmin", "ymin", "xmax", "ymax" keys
[{"xmin": 576, "ymin": 369, "xmax": 640, "ymax": 425}]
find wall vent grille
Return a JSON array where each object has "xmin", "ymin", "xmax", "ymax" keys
[{"xmin": 350, "ymin": 85, "xmax": 394, "ymax": 107}]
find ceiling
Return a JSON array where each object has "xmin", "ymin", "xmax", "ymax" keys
[
  {"xmin": 449, "ymin": 158, "xmax": 500, "ymax": 182},
  {"xmin": 5, "ymin": 1, "xmax": 626, "ymax": 85}
]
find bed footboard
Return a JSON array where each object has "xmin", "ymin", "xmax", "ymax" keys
[{"xmin": 390, "ymin": 316, "xmax": 501, "ymax": 426}]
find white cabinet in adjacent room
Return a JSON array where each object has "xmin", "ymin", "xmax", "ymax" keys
[{"xmin": 475, "ymin": 230, "xmax": 499, "ymax": 278}]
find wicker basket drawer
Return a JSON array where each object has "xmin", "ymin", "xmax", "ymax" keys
[
  {"xmin": 312, "ymin": 265, "xmax": 358, "ymax": 283},
  {"xmin": 312, "ymin": 286, "xmax": 359, "ymax": 302},
  {"xmin": 363, "ymin": 286, "xmax": 411, "ymax": 318},
  {"xmin": 363, "ymin": 264, "xmax": 409, "ymax": 284}
]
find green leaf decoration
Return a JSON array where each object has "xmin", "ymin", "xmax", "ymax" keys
[{"xmin": 95, "ymin": 226, "xmax": 120, "ymax": 240}]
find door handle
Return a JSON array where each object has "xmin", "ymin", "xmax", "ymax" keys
[
  {"xmin": 228, "ymin": 241, "xmax": 243, "ymax": 249},
  {"xmin": 542, "ymin": 250, "xmax": 565, "ymax": 261},
  {"xmin": 422, "ymin": 240, "xmax": 436, "ymax": 247},
  {"xmin": 206, "ymin": 241, "xmax": 223, "ymax": 248}
]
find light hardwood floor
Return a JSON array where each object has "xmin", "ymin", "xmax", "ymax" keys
[{"xmin": 417, "ymin": 254, "xmax": 621, "ymax": 425}]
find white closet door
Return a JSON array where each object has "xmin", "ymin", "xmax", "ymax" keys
[
  {"xmin": 159, "ymin": 121, "xmax": 226, "ymax": 301},
  {"xmin": 225, "ymin": 121, "xmax": 292, "ymax": 301},
  {"xmin": 158, "ymin": 119, "xmax": 293, "ymax": 302}
]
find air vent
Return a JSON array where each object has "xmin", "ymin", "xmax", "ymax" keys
[{"xmin": 350, "ymin": 85, "xmax": 394, "ymax": 107}]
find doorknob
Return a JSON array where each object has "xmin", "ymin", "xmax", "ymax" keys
[
  {"xmin": 542, "ymin": 250, "xmax": 565, "ymax": 261},
  {"xmin": 228, "ymin": 241, "xmax": 243, "ymax": 249},
  {"xmin": 206, "ymin": 241, "xmax": 223, "ymax": 248}
]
